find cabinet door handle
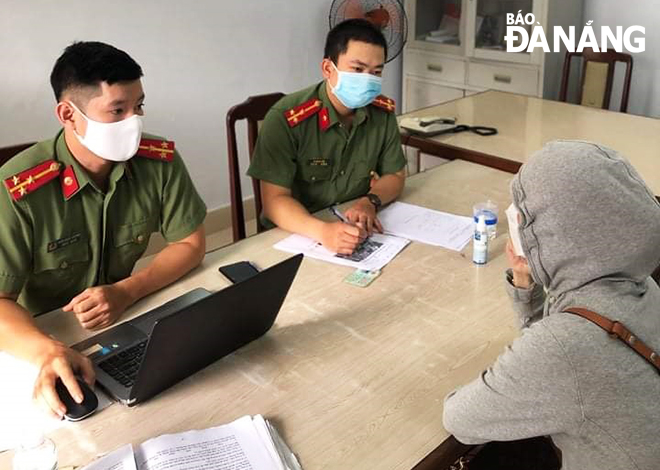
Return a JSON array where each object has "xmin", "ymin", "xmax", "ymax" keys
[
  {"xmin": 494, "ymin": 74, "xmax": 512, "ymax": 84},
  {"xmin": 427, "ymin": 64, "xmax": 443, "ymax": 73}
]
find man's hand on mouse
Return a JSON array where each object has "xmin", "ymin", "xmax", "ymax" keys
[{"xmin": 32, "ymin": 340, "xmax": 95, "ymax": 419}]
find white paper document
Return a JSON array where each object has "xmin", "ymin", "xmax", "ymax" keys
[
  {"xmin": 274, "ymin": 233, "xmax": 410, "ymax": 271},
  {"xmin": 79, "ymin": 415, "xmax": 301, "ymax": 470},
  {"xmin": 81, "ymin": 444, "xmax": 137, "ymax": 470},
  {"xmin": 378, "ymin": 202, "xmax": 474, "ymax": 251},
  {"xmin": 136, "ymin": 415, "xmax": 281, "ymax": 470}
]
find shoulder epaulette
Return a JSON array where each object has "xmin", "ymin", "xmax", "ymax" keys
[
  {"xmin": 4, "ymin": 159, "xmax": 61, "ymax": 201},
  {"xmin": 371, "ymin": 95, "xmax": 396, "ymax": 113},
  {"xmin": 284, "ymin": 99, "xmax": 323, "ymax": 127},
  {"xmin": 136, "ymin": 138, "xmax": 175, "ymax": 162}
]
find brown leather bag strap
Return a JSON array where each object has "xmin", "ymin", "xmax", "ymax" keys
[{"xmin": 564, "ymin": 307, "xmax": 660, "ymax": 374}]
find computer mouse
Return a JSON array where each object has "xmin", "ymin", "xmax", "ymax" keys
[{"xmin": 55, "ymin": 377, "xmax": 98, "ymax": 421}]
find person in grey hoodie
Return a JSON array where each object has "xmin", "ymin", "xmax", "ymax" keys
[{"xmin": 442, "ymin": 140, "xmax": 660, "ymax": 470}]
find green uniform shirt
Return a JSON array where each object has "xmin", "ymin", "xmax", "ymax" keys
[
  {"xmin": 0, "ymin": 130, "xmax": 207, "ymax": 316},
  {"xmin": 247, "ymin": 82, "xmax": 406, "ymax": 215}
]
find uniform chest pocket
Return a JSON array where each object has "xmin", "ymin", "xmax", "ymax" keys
[
  {"xmin": 352, "ymin": 161, "xmax": 374, "ymax": 181},
  {"xmin": 110, "ymin": 217, "xmax": 159, "ymax": 278},
  {"xmin": 299, "ymin": 158, "xmax": 333, "ymax": 183},
  {"xmin": 113, "ymin": 217, "xmax": 158, "ymax": 249},
  {"xmin": 33, "ymin": 237, "xmax": 90, "ymax": 275}
]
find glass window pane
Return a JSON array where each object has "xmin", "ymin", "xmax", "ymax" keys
[
  {"xmin": 475, "ymin": 0, "xmax": 533, "ymax": 52},
  {"xmin": 415, "ymin": 0, "xmax": 462, "ymax": 46}
]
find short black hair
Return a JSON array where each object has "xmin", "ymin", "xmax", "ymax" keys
[
  {"xmin": 50, "ymin": 41, "xmax": 143, "ymax": 101},
  {"xmin": 324, "ymin": 19, "xmax": 388, "ymax": 64}
]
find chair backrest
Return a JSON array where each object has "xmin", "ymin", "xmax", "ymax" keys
[
  {"xmin": 559, "ymin": 48, "xmax": 633, "ymax": 113},
  {"xmin": 0, "ymin": 142, "xmax": 35, "ymax": 167},
  {"xmin": 225, "ymin": 92, "xmax": 285, "ymax": 242}
]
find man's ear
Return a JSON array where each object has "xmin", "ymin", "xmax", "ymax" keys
[
  {"xmin": 320, "ymin": 58, "xmax": 335, "ymax": 80},
  {"xmin": 55, "ymin": 101, "xmax": 76, "ymax": 128}
]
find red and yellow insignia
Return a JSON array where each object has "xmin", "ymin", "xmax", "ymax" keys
[
  {"xmin": 284, "ymin": 99, "xmax": 322, "ymax": 128},
  {"xmin": 371, "ymin": 95, "xmax": 396, "ymax": 113},
  {"xmin": 60, "ymin": 165, "xmax": 80, "ymax": 200},
  {"xmin": 4, "ymin": 160, "xmax": 61, "ymax": 201},
  {"xmin": 318, "ymin": 107, "xmax": 331, "ymax": 132},
  {"xmin": 136, "ymin": 138, "xmax": 175, "ymax": 162}
]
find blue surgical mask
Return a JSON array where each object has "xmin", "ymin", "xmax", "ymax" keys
[{"xmin": 330, "ymin": 62, "xmax": 382, "ymax": 109}]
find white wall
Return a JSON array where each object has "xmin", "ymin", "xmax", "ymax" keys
[
  {"xmin": 0, "ymin": 0, "xmax": 403, "ymax": 211},
  {"xmin": 583, "ymin": 0, "xmax": 659, "ymax": 117}
]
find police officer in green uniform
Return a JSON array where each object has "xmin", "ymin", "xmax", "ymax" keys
[
  {"xmin": 0, "ymin": 42, "xmax": 207, "ymax": 418},
  {"xmin": 248, "ymin": 19, "xmax": 406, "ymax": 255}
]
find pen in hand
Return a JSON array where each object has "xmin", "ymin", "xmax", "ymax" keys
[
  {"xmin": 329, "ymin": 205, "xmax": 349, "ymax": 224},
  {"xmin": 329, "ymin": 205, "xmax": 368, "ymax": 236}
]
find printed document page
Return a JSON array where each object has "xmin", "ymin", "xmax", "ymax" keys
[
  {"xmin": 134, "ymin": 415, "xmax": 284, "ymax": 470},
  {"xmin": 81, "ymin": 444, "xmax": 137, "ymax": 470},
  {"xmin": 274, "ymin": 233, "xmax": 410, "ymax": 271},
  {"xmin": 378, "ymin": 202, "xmax": 473, "ymax": 251}
]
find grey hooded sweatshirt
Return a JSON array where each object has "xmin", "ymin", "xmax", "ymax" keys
[{"xmin": 442, "ymin": 141, "xmax": 660, "ymax": 470}]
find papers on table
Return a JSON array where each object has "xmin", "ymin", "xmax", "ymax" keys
[
  {"xmin": 379, "ymin": 202, "xmax": 474, "ymax": 251},
  {"xmin": 81, "ymin": 415, "xmax": 301, "ymax": 470},
  {"xmin": 274, "ymin": 233, "xmax": 410, "ymax": 271},
  {"xmin": 274, "ymin": 201, "xmax": 473, "ymax": 268},
  {"xmin": 81, "ymin": 444, "xmax": 136, "ymax": 470}
]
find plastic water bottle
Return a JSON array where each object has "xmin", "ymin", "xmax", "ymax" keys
[
  {"xmin": 13, "ymin": 434, "xmax": 57, "ymax": 470},
  {"xmin": 472, "ymin": 214, "xmax": 489, "ymax": 265},
  {"xmin": 473, "ymin": 200, "xmax": 498, "ymax": 240}
]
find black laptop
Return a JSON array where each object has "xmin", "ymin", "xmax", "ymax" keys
[{"xmin": 73, "ymin": 254, "xmax": 303, "ymax": 406}]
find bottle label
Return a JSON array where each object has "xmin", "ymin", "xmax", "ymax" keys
[{"xmin": 473, "ymin": 231, "xmax": 489, "ymax": 264}]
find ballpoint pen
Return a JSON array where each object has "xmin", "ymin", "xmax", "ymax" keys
[{"xmin": 329, "ymin": 205, "xmax": 349, "ymax": 223}]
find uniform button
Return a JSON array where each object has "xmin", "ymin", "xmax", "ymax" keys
[
  {"xmin": 311, "ymin": 176, "xmax": 316, "ymax": 182},
  {"xmin": 136, "ymin": 234, "xmax": 145, "ymax": 244},
  {"xmin": 60, "ymin": 261, "xmax": 68, "ymax": 270},
  {"xmin": 340, "ymin": 170, "xmax": 345, "ymax": 176}
]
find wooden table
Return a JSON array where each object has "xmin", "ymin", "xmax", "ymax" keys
[
  {"xmin": 0, "ymin": 160, "xmax": 517, "ymax": 470},
  {"xmin": 400, "ymin": 90, "xmax": 660, "ymax": 195}
]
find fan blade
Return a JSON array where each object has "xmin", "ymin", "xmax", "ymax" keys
[
  {"xmin": 365, "ymin": 6, "xmax": 390, "ymax": 29},
  {"xmin": 343, "ymin": 0, "xmax": 366, "ymax": 20}
]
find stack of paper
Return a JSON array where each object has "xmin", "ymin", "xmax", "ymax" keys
[
  {"xmin": 82, "ymin": 415, "xmax": 302, "ymax": 470},
  {"xmin": 378, "ymin": 202, "xmax": 474, "ymax": 251}
]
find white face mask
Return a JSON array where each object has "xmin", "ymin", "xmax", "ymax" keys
[
  {"xmin": 505, "ymin": 203, "xmax": 526, "ymax": 258},
  {"xmin": 69, "ymin": 102, "xmax": 143, "ymax": 162}
]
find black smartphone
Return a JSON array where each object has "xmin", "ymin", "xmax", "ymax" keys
[{"xmin": 218, "ymin": 261, "xmax": 260, "ymax": 284}]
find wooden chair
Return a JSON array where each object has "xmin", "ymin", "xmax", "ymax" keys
[
  {"xmin": 0, "ymin": 143, "xmax": 34, "ymax": 167},
  {"xmin": 559, "ymin": 48, "xmax": 633, "ymax": 113},
  {"xmin": 225, "ymin": 92, "xmax": 285, "ymax": 242}
]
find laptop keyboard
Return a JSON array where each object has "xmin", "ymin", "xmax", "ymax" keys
[{"xmin": 98, "ymin": 340, "xmax": 147, "ymax": 388}]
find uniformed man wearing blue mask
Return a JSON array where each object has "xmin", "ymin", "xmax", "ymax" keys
[{"xmin": 248, "ymin": 19, "xmax": 407, "ymax": 255}]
